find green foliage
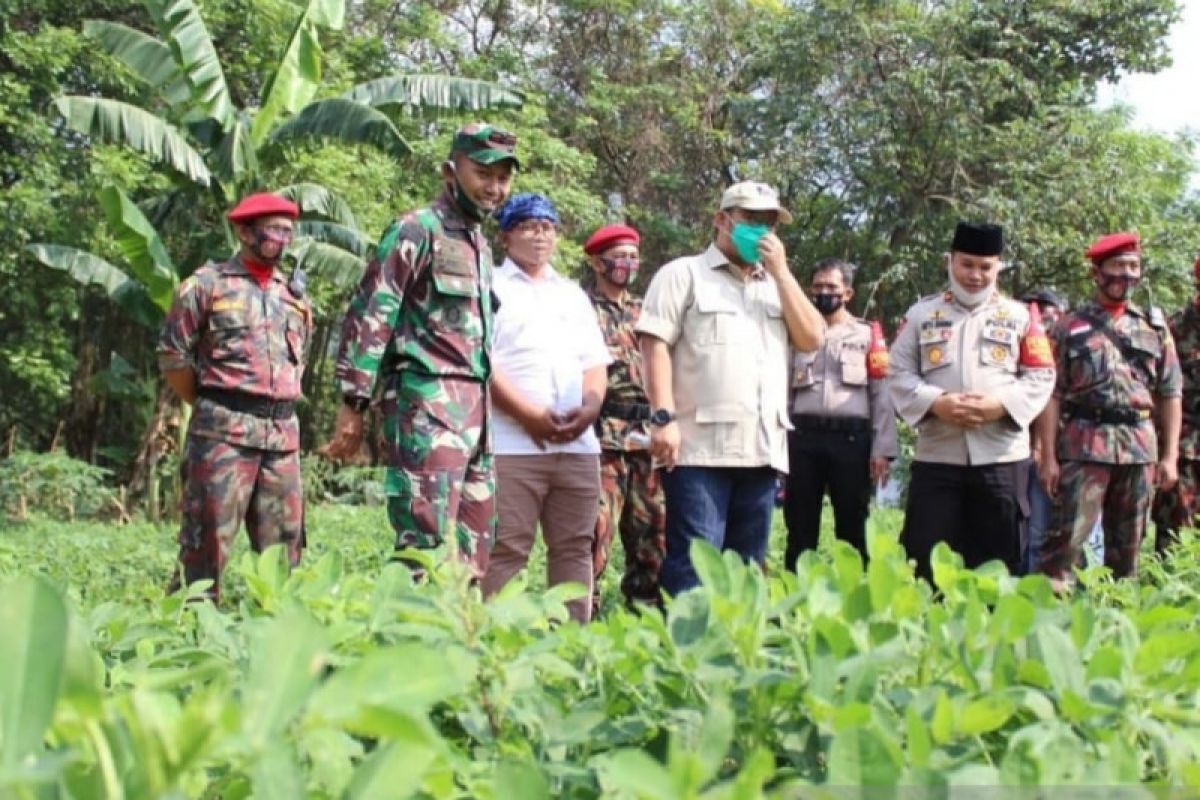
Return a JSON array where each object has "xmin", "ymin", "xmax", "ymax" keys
[
  {"xmin": 0, "ymin": 451, "xmax": 119, "ymax": 522},
  {"xmin": 4, "ymin": 507, "xmax": 1200, "ymax": 795}
]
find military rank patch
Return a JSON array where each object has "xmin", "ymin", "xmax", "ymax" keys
[{"xmin": 212, "ymin": 298, "xmax": 246, "ymax": 313}]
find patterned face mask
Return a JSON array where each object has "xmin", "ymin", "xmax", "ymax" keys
[{"xmin": 600, "ymin": 255, "xmax": 639, "ymax": 287}]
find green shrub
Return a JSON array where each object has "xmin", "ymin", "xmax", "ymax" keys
[{"xmin": 0, "ymin": 450, "xmax": 120, "ymax": 522}]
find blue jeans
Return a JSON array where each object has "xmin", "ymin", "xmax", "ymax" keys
[{"xmin": 659, "ymin": 465, "xmax": 777, "ymax": 595}]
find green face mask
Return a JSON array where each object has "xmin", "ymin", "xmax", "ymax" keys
[{"xmin": 730, "ymin": 222, "xmax": 769, "ymax": 264}]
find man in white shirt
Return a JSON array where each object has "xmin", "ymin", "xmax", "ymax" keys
[{"xmin": 480, "ymin": 193, "xmax": 612, "ymax": 622}]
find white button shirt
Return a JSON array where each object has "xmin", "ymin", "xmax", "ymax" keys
[{"xmin": 491, "ymin": 259, "xmax": 612, "ymax": 455}]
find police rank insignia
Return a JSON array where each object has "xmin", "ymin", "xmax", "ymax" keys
[{"xmin": 928, "ymin": 347, "xmax": 944, "ymax": 365}]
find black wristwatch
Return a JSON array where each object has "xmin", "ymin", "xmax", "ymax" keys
[
  {"xmin": 343, "ymin": 394, "xmax": 370, "ymax": 413},
  {"xmin": 649, "ymin": 408, "xmax": 677, "ymax": 427}
]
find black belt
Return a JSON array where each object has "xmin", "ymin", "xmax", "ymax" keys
[
  {"xmin": 1062, "ymin": 402, "xmax": 1151, "ymax": 426},
  {"xmin": 600, "ymin": 400, "xmax": 652, "ymax": 422},
  {"xmin": 199, "ymin": 388, "xmax": 296, "ymax": 419},
  {"xmin": 790, "ymin": 414, "xmax": 871, "ymax": 433}
]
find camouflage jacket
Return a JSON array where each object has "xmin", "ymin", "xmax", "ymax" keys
[
  {"xmin": 1170, "ymin": 304, "xmax": 1200, "ymax": 460},
  {"xmin": 1052, "ymin": 300, "xmax": 1182, "ymax": 464},
  {"xmin": 587, "ymin": 284, "xmax": 651, "ymax": 452},
  {"xmin": 336, "ymin": 191, "xmax": 496, "ymax": 399},
  {"xmin": 158, "ymin": 255, "xmax": 312, "ymax": 451}
]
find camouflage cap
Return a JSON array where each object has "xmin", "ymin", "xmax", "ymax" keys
[{"xmin": 450, "ymin": 122, "xmax": 520, "ymax": 168}]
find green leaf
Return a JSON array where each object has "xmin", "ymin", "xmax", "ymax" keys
[
  {"xmin": 212, "ymin": 112, "xmax": 258, "ymax": 186},
  {"xmin": 905, "ymin": 704, "xmax": 931, "ymax": 767},
  {"xmin": 1032, "ymin": 625, "xmax": 1085, "ymax": 696},
  {"xmin": 343, "ymin": 74, "xmax": 525, "ymax": 112},
  {"xmin": 491, "ymin": 761, "xmax": 550, "ymax": 800},
  {"xmin": 296, "ymin": 221, "xmax": 372, "ymax": 257},
  {"xmin": 0, "ymin": 576, "xmax": 68, "ymax": 770},
  {"xmin": 957, "ymin": 695, "xmax": 1016, "ymax": 736},
  {"xmin": 82, "ymin": 20, "xmax": 189, "ymax": 105},
  {"xmin": 930, "ymin": 690, "xmax": 954, "ymax": 744},
  {"xmin": 291, "ymin": 238, "xmax": 367, "ymax": 289},
  {"xmin": 690, "ymin": 539, "xmax": 730, "ymax": 594},
  {"xmin": 144, "ymin": 0, "xmax": 234, "ymax": 126},
  {"xmin": 268, "ymin": 98, "xmax": 411, "ymax": 159},
  {"xmin": 54, "ymin": 96, "xmax": 211, "ymax": 186},
  {"xmin": 594, "ymin": 749, "xmax": 677, "ymax": 800},
  {"xmin": 26, "ymin": 244, "xmax": 162, "ymax": 328},
  {"xmin": 827, "ymin": 726, "xmax": 902, "ymax": 787},
  {"xmin": 345, "ymin": 740, "xmax": 440, "ymax": 799},
  {"xmin": 240, "ymin": 609, "xmax": 329, "ymax": 748},
  {"xmin": 252, "ymin": 0, "xmax": 346, "ymax": 143},
  {"xmin": 275, "ymin": 183, "xmax": 358, "ymax": 227},
  {"xmin": 97, "ymin": 185, "xmax": 178, "ymax": 310}
]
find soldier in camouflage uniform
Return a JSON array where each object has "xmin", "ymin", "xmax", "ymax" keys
[
  {"xmin": 323, "ymin": 123, "xmax": 519, "ymax": 576},
  {"xmin": 583, "ymin": 224, "xmax": 667, "ymax": 613},
  {"xmin": 159, "ymin": 192, "xmax": 311, "ymax": 601},
  {"xmin": 1150, "ymin": 253, "xmax": 1200, "ymax": 554},
  {"xmin": 1037, "ymin": 232, "xmax": 1182, "ymax": 583}
]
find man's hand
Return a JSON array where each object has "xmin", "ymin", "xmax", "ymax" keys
[
  {"xmin": 1039, "ymin": 454, "xmax": 1061, "ymax": 499},
  {"xmin": 320, "ymin": 405, "xmax": 366, "ymax": 462},
  {"xmin": 930, "ymin": 392, "xmax": 1005, "ymax": 428},
  {"xmin": 649, "ymin": 421, "xmax": 681, "ymax": 471},
  {"xmin": 758, "ymin": 232, "xmax": 788, "ymax": 277},
  {"xmin": 1155, "ymin": 456, "xmax": 1179, "ymax": 491},
  {"xmin": 869, "ymin": 457, "xmax": 891, "ymax": 486},
  {"xmin": 548, "ymin": 405, "xmax": 600, "ymax": 444},
  {"xmin": 521, "ymin": 406, "xmax": 570, "ymax": 450}
]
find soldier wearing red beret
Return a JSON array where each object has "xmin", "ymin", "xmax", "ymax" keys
[
  {"xmin": 158, "ymin": 192, "xmax": 312, "ymax": 601},
  {"xmin": 1150, "ymin": 252, "xmax": 1200, "ymax": 555},
  {"xmin": 1035, "ymin": 231, "xmax": 1182, "ymax": 586},
  {"xmin": 582, "ymin": 224, "xmax": 667, "ymax": 612}
]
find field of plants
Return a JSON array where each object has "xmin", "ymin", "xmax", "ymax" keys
[{"xmin": 5, "ymin": 474, "xmax": 1200, "ymax": 799}]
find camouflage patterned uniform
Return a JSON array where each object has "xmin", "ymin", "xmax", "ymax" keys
[
  {"xmin": 587, "ymin": 284, "xmax": 667, "ymax": 611},
  {"xmin": 1041, "ymin": 301, "xmax": 1182, "ymax": 578},
  {"xmin": 158, "ymin": 255, "xmax": 312, "ymax": 600},
  {"xmin": 335, "ymin": 192, "xmax": 497, "ymax": 575},
  {"xmin": 1151, "ymin": 303, "xmax": 1200, "ymax": 550}
]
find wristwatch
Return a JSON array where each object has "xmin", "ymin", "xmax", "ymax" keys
[
  {"xmin": 649, "ymin": 408, "xmax": 677, "ymax": 427},
  {"xmin": 343, "ymin": 394, "xmax": 370, "ymax": 413}
]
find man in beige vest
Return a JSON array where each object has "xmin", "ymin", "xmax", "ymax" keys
[{"xmin": 636, "ymin": 180, "xmax": 824, "ymax": 595}]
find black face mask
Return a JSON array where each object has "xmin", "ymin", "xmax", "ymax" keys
[
  {"xmin": 445, "ymin": 161, "xmax": 486, "ymax": 223},
  {"xmin": 1097, "ymin": 272, "xmax": 1140, "ymax": 302},
  {"xmin": 250, "ymin": 228, "xmax": 288, "ymax": 265},
  {"xmin": 813, "ymin": 293, "xmax": 844, "ymax": 315}
]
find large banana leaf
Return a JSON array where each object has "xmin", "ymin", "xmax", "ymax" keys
[
  {"xmin": 251, "ymin": 0, "xmax": 346, "ymax": 144},
  {"xmin": 291, "ymin": 237, "xmax": 367, "ymax": 289},
  {"xmin": 55, "ymin": 96, "xmax": 211, "ymax": 187},
  {"xmin": 267, "ymin": 98, "xmax": 410, "ymax": 159},
  {"xmin": 97, "ymin": 185, "xmax": 179, "ymax": 310},
  {"xmin": 275, "ymin": 183, "xmax": 358, "ymax": 227},
  {"xmin": 82, "ymin": 20, "xmax": 191, "ymax": 107},
  {"xmin": 26, "ymin": 244, "xmax": 164, "ymax": 329},
  {"xmin": 212, "ymin": 111, "xmax": 258, "ymax": 188},
  {"xmin": 343, "ymin": 74, "xmax": 525, "ymax": 112},
  {"xmin": 296, "ymin": 220, "xmax": 373, "ymax": 258},
  {"xmin": 145, "ymin": 0, "xmax": 234, "ymax": 127}
]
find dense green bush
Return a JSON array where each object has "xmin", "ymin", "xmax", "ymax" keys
[
  {"xmin": 3, "ymin": 507, "xmax": 1200, "ymax": 797},
  {"xmin": 0, "ymin": 451, "xmax": 120, "ymax": 522}
]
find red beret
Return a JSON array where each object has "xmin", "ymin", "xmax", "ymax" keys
[
  {"xmin": 227, "ymin": 192, "xmax": 300, "ymax": 224},
  {"xmin": 584, "ymin": 224, "xmax": 640, "ymax": 256},
  {"xmin": 1085, "ymin": 232, "xmax": 1140, "ymax": 264}
]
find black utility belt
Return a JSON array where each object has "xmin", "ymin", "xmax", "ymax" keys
[
  {"xmin": 1062, "ymin": 403, "xmax": 1151, "ymax": 426},
  {"xmin": 199, "ymin": 388, "xmax": 296, "ymax": 419},
  {"xmin": 791, "ymin": 414, "xmax": 871, "ymax": 433},
  {"xmin": 601, "ymin": 400, "xmax": 652, "ymax": 422}
]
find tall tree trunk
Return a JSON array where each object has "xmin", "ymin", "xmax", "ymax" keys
[{"xmin": 128, "ymin": 382, "xmax": 183, "ymax": 519}]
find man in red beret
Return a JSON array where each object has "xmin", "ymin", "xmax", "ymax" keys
[
  {"xmin": 1150, "ymin": 252, "xmax": 1200, "ymax": 555},
  {"xmin": 1036, "ymin": 231, "xmax": 1182, "ymax": 586},
  {"xmin": 582, "ymin": 223, "xmax": 667, "ymax": 612},
  {"xmin": 158, "ymin": 192, "xmax": 312, "ymax": 601}
]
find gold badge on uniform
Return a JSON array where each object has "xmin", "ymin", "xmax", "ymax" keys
[
  {"xmin": 990, "ymin": 345, "xmax": 1008, "ymax": 362},
  {"xmin": 994, "ymin": 307, "xmax": 1009, "ymax": 320},
  {"xmin": 928, "ymin": 346, "xmax": 943, "ymax": 365}
]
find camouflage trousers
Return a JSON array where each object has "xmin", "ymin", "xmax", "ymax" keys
[
  {"xmin": 591, "ymin": 449, "xmax": 667, "ymax": 612},
  {"xmin": 1040, "ymin": 460, "xmax": 1151, "ymax": 580},
  {"xmin": 382, "ymin": 372, "xmax": 494, "ymax": 578},
  {"xmin": 1151, "ymin": 458, "xmax": 1200, "ymax": 553},
  {"xmin": 173, "ymin": 435, "xmax": 304, "ymax": 601}
]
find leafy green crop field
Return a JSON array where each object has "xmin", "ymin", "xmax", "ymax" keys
[{"xmin": 3, "ymin": 505, "xmax": 1200, "ymax": 798}]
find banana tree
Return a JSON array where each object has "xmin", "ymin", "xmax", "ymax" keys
[{"xmin": 26, "ymin": 0, "xmax": 523, "ymax": 512}]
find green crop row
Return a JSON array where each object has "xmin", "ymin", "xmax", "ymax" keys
[{"xmin": 2, "ymin": 510, "xmax": 1200, "ymax": 798}]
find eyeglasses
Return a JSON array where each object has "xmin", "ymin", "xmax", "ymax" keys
[
  {"xmin": 254, "ymin": 224, "xmax": 295, "ymax": 242},
  {"xmin": 511, "ymin": 220, "xmax": 558, "ymax": 236}
]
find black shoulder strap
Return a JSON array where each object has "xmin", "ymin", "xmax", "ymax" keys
[{"xmin": 1075, "ymin": 307, "xmax": 1140, "ymax": 365}]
